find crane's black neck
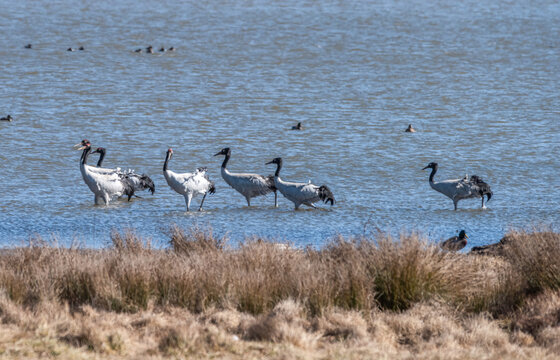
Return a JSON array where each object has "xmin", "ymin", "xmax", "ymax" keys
[
  {"xmin": 221, "ymin": 151, "xmax": 231, "ymax": 169},
  {"xmin": 163, "ymin": 151, "xmax": 171, "ymax": 172},
  {"xmin": 273, "ymin": 159, "xmax": 283, "ymax": 177},
  {"xmin": 96, "ymin": 149, "xmax": 106, "ymax": 167},
  {"xmin": 80, "ymin": 147, "xmax": 92, "ymax": 165},
  {"xmin": 428, "ymin": 165, "xmax": 438, "ymax": 183}
]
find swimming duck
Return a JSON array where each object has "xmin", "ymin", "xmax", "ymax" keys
[
  {"xmin": 291, "ymin": 122, "xmax": 303, "ymax": 130},
  {"xmin": 405, "ymin": 124, "xmax": 416, "ymax": 132},
  {"xmin": 24, "ymin": 44, "xmax": 32, "ymax": 49},
  {"xmin": 1, "ymin": 115, "xmax": 13, "ymax": 122},
  {"xmin": 146, "ymin": 46, "xmax": 153, "ymax": 54}
]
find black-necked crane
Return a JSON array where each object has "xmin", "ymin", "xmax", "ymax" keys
[
  {"xmin": 163, "ymin": 148, "xmax": 215, "ymax": 211},
  {"xmin": 266, "ymin": 157, "xmax": 335, "ymax": 210},
  {"xmin": 74, "ymin": 140, "xmax": 135, "ymax": 205},
  {"xmin": 440, "ymin": 230, "xmax": 468, "ymax": 251},
  {"xmin": 422, "ymin": 162, "xmax": 493, "ymax": 210},
  {"xmin": 90, "ymin": 147, "xmax": 155, "ymax": 196},
  {"xmin": 214, "ymin": 147, "xmax": 277, "ymax": 207}
]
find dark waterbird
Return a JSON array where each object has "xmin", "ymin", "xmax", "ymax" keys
[
  {"xmin": 291, "ymin": 122, "xmax": 303, "ymax": 130},
  {"xmin": 440, "ymin": 230, "xmax": 468, "ymax": 251}
]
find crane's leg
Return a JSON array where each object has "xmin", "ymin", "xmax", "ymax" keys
[
  {"xmin": 103, "ymin": 194, "xmax": 110, "ymax": 205},
  {"xmin": 453, "ymin": 200, "xmax": 458, "ymax": 211},
  {"xmin": 481, "ymin": 196, "xmax": 485, "ymax": 208},
  {"xmin": 199, "ymin": 193, "xmax": 208, "ymax": 211},
  {"xmin": 294, "ymin": 203, "xmax": 300, "ymax": 210},
  {"xmin": 305, "ymin": 202, "xmax": 317, "ymax": 209},
  {"xmin": 185, "ymin": 194, "xmax": 192, "ymax": 212},
  {"xmin": 246, "ymin": 197, "xmax": 251, "ymax": 207},
  {"xmin": 274, "ymin": 191, "xmax": 278, "ymax": 208}
]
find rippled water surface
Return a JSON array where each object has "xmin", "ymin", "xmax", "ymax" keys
[{"xmin": 1, "ymin": 0, "xmax": 559, "ymax": 248}]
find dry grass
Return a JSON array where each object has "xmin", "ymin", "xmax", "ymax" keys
[{"xmin": 0, "ymin": 228, "xmax": 559, "ymax": 358}]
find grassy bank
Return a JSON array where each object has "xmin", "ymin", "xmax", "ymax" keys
[{"xmin": 0, "ymin": 227, "xmax": 559, "ymax": 359}]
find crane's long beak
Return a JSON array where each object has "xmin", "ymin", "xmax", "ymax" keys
[
  {"xmin": 213, "ymin": 152, "xmax": 222, "ymax": 156},
  {"xmin": 422, "ymin": 165, "xmax": 430, "ymax": 170},
  {"xmin": 265, "ymin": 160, "xmax": 274, "ymax": 165},
  {"xmin": 73, "ymin": 142, "xmax": 86, "ymax": 150}
]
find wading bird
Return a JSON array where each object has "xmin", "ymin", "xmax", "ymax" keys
[
  {"xmin": 266, "ymin": 157, "xmax": 334, "ymax": 210},
  {"xmin": 74, "ymin": 140, "xmax": 135, "ymax": 205},
  {"xmin": 214, "ymin": 147, "xmax": 277, "ymax": 207},
  {"xmin": 422, "ymin": 162, "xmax": 492, "ymax": 210},
  {"xmin": 440, "ymin": 230, "xmax": 468, "ymax": 251},
  {"xmin": 163, "ymin": 148, "xmax": 215, "ymax": 211},
  {"xmin": 90, "ymin": 147, "xmax": 155, "ymax": 196}
]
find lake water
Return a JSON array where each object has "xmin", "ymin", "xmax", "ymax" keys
[{"xmin": 1, "ymin": 0, "xmax": 559, "ymax": 249}]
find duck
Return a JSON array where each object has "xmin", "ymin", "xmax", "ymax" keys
[
  {"xmin": 440, "ymin": 230, "xmax": 468, "ymax": 251},
  {"xmin": 405, "ymin": 124, "xmax": 416, "ymax": 132},
  {"xmin": 1, "ymin": 115, "xmax": 13, "ymax": 122},
  {"xmin": 291, "ymin": 122, "xmax": 303, "ymax": 130}
]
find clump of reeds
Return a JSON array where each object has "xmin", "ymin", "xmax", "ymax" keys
[{"xmin": 1, "ymin": 228, "xmax": 560, "ymax": 358}]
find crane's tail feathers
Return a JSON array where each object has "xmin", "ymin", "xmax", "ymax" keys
[
  {"xmin": 318, "ymin": 185, "xmax": 335, "ymax": 206},
  {"xmin": 139, "ymin": 174, "xmax": 156, "ymax": 194},
  {"xmin": 208, "ymin": 182, "xmax": 216, "ymax": 195},
  {"xmin": 470, "ymin": 175, "xmax": 492, "ymax": 202}
]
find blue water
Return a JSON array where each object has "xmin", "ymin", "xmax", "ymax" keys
[{"xmin": 0, "ymin": 0, "xmax": 559, "ymax": 248}]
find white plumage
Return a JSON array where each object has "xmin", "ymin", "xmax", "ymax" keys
[
  {"xmin": 266, "ymin": 157, "xmax": 335, "ymax": 210},
  {"xmin": 74, "ymin": 140, "xmax": 135, "ymax": 205},
  {"xmin": 423, "ymin": 162, "xmax": 493, "ymax": 210},
  {"xmin": 163, "ymin": 148, "xmax": 215, "ymax": 211},
  {"xmin": 90, "ymin": 147, "xmax": 155, "ymax": 196},
  {"xmin": 214, "ymin": 147, "xmax": 277, "ymax": 207}
]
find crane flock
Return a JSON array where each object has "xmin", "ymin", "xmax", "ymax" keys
[{"xmin": 75, "ymin": 140, "xmax": 493, "ymax": 214}]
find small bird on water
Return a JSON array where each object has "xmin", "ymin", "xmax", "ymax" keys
[
  {"xmin": 291, "ymin": 122, "xmax": 303, "ymax": 130},
  {"xmin": 24, "ymin": 44, "xmax": 32, "ymax": 49},
  {"xmin": 67, "ymin": 47, "xmax": 74, "ymax": 52},
  {"xmin": 440, "ymin": 230, "xmax": 468, "ymax": 251},
  {"xmin": 1, "ymin": 115, "xmax": 13, "ymax": 122},
  {"xmin": 405, "ymin": 124, "xmax": 416, "ymax": 132},
  {"xmin": 146, "ymin": 46, "xmax": 154, "ymax": 54}
]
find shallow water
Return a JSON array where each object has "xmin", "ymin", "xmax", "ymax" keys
[{"xmin": 0, "ymin": 0, "xmax": 559, "ymax": 249}]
